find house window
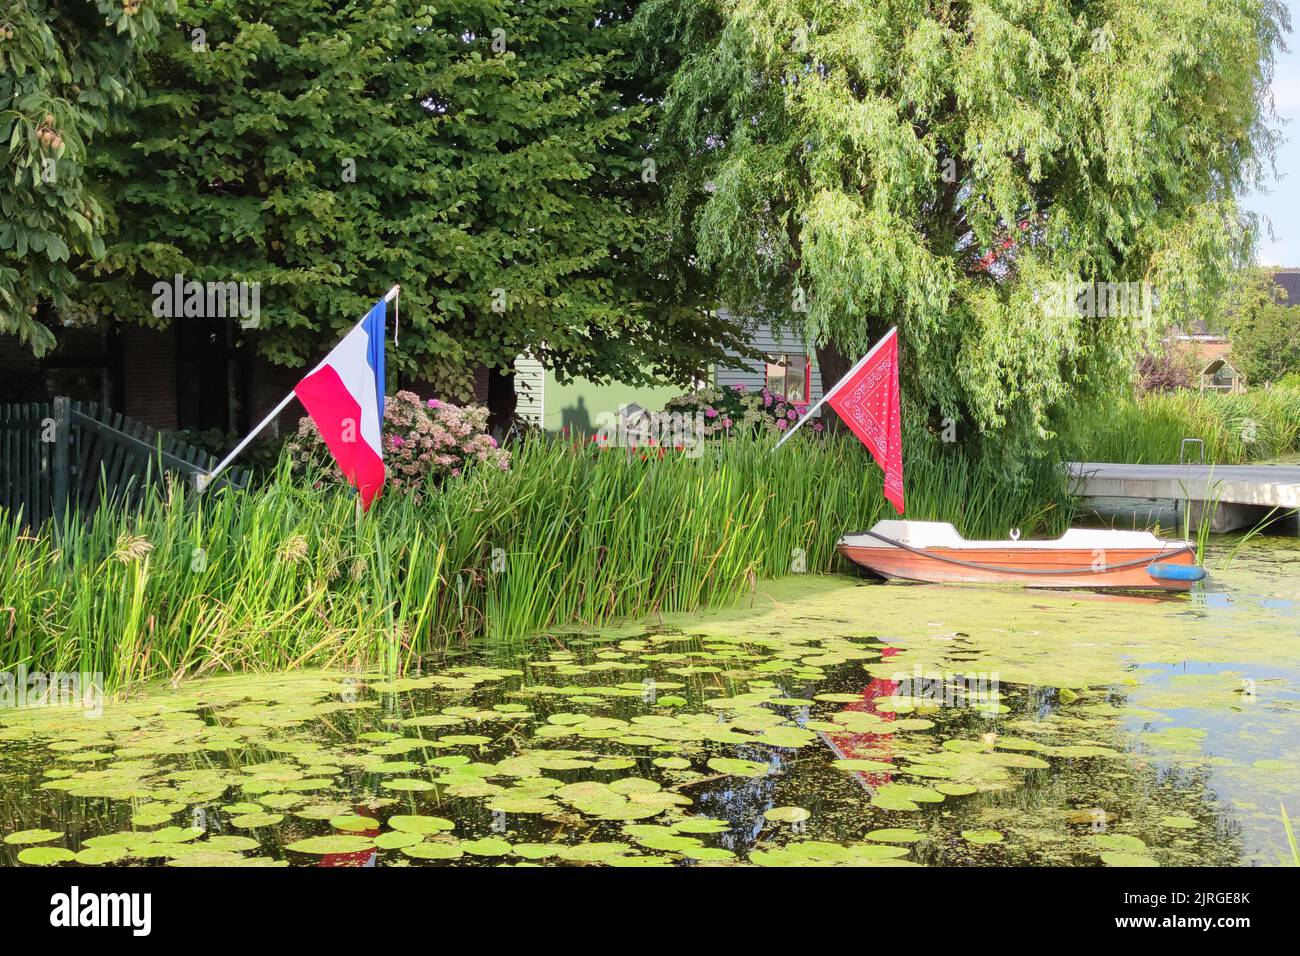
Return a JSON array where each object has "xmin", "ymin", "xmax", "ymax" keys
[
  {"xmin": 177, "ymin": 318, "xmax": 245, "ymax": 433},
  {"xmin": 2, "ymin": 321, "xmax": 120, "ymax": 407},
  {"xmin": 765, "ymin": 354, "xmax": 811, "ymax": 404}
]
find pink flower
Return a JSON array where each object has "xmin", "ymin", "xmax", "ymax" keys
[
  {"xmin": 488, "ymin": 435, "xmax": 498, "ymax": 448},
  {"xmin": 721, "ymin": 417, "xmax": 733, "ymax": 428},
  {"xmin": 732, "ymin": 384, "xmax": 746, "ymax": 392},
  {"xmin": 705, "ymin": 407, "xmax": 718, "ymax": 418},
  {"xmin": 787, "ymin": 409, "xmax": 797, "ymax": 420},
  {"xmin": 392, "ymin": 436, "xmax": 406, "ymax": 446},
  {"xmin": 776, "ymin": 419, "xmax": 788, "ymax": 430},
  {"xmin": 812, "ymin": 422, "xmax": 824, "ymax": 432}
]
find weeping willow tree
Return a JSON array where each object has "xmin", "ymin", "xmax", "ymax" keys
[{"xmin": 636, "ymin": 0, "xmax": 1287, "ymax": 469}]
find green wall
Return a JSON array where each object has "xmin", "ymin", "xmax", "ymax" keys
[{"xmin": 542, "ymin": 371, "xmax": 684, "ymax": 435}]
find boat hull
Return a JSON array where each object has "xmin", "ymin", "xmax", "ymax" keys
[{"xmin": 837, "ymin": 543, "xmax": 1200, "ymax": 591}]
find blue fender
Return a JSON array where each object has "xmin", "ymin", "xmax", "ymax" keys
[{"xmin": 1147, "ymin": 561, "xmax": 1207, "ymax": 582}]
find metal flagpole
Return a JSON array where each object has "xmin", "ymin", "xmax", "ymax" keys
[
  {"xmin": 196, "ymin": 285, "xmax": 400, "ymax": 492},
  {"xmin": 772, "ymin": 327, "xmax": 896, "ymax": 450}
]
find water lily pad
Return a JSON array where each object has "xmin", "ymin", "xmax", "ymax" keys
[
  {"xmin": 330, "ymin": 814, "xmax": 380, "ymax": 832},
  {"xmin": 1159, "ymin": 815, "xmax": 1199, "ymax": 830},
  {"xmin": 4, "ymin": 828, "xmax": 62, "ymax": 845},
  {"xmin": 1101, "ymin": 851, "xmax": 1160, "ymax": 867},
  {"xmin": 865, "ymin": 828, "xmax": 924, "ymax": 844},
  {"xmin": 426, "ymin": 755, "xmax": 470, "ymax": 768},
  {"xmin": 18, "ymin": 846, "xmax": 76, "ymax": 865},
  {"xmin": 285, "ymin": 835, "xmax": 375, "ymax": 854},
  {"xmin": 82, "ymin": 831, "xmax": 154, "ymax": 850},
  {"xmin": 556, "ymin": 841, "xmax": 633, "ymax": 862},
  {"xmin": 380, "ymin": 778, "xmax": 434, "ymax": 792},
  {"xmin": 1088, "ymin": 834, "xmax": 1146, "ymax": 852},
  {"xmin": 374, "ymin": 831, "xmax": 423, "ymax": 850},
  {"xmin": 402, "ymin": 841, "xmax": 463, "ymax": 860},
  {"xmin": 151, "ymin": 826, "xmax": 204, "ymax": 844},
  {"xmin": 130, "ymin": 808, "xmax": 175, "ymax": 827},
  {"xmin": 609, "ymin": 777, "xmax": 660, "ymax": 795},
  {"xmin": 832, "ymin": 758, "xmax": 893, "ymax": 773},
  {"xmin": 75, "ymin": 847, "xmax": 128, "ymax": 865},
  {"xmin": 961, "ymin": 829, "xmax": 1003, "ymax": 845},
  {"xmin": 512, "ymin": 843, "xmax": 561, "ymax": 859},
  {"xmin": 706, "ymin": 757, "xmax": 770, "ymax": 778},
  {"xmin": 765, "ymin": 806, "xmax": 810, "ymax": 824},
  {"xmin": 461, "ymin": 837, "xmax": 512, "ymax": 857},
  {"xmin": 221, "ymin": 802, "xmax": 263, "ymax": 816},
  {"xmin": 670, "ymin": 817, "xmax": 730, "ymax": 834},
  {"xmin": 652, "ymin": 757, "xmax": 691, "ymax": 770},
  {"xmin": 388, "ymin": 815, "xmax": 455, "ymax": 834},
  {"xmin": 229, "ymin": 812, "xmax": 283, "ymax": 829},
  {"xmin": 925, "ymin": 778, "xmax": 975, "ymax": 796}
]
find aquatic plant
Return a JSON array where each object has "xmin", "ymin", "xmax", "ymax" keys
[
  {"xmin": 1, "ymin": 434, "xmax": 1072, "ymax": 688},
  {"xmin": 1282, "ymin": 804, "xmax": 1299, "ymax": 866},
  {"xmin": 0, "ymin": 559, "xmax": 1294, "ymax": 869}
]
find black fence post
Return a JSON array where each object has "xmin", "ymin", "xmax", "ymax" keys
[{"xmin": 51, "ymin": 396, "xmax": 70, "ymax": 528}]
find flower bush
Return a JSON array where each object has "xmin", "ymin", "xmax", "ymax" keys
[
  {"xmin": 288, "ymin": 390, "xmax": 510, "ymax": 493},
  {"xmin": 663, "ymin": 384, "xmax": 818, "ymax": 437}
]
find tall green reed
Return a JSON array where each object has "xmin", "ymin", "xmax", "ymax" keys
[
  {"xmin": 1068, "ymin": 388, "xmax": 1300, "ymax": 465},
  {"xmin": 1, "ymin": 433, "xmax": 1073, "ymax": 688}
]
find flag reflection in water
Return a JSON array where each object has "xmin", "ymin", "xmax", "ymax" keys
[{"xmin": 819, "ymin": 646, "xmax": 900, "ymax": 792}]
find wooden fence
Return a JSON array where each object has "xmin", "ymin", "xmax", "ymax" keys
[{"xmin": 0, "ymin": 397, "xmax": 247, "ymax": 528}]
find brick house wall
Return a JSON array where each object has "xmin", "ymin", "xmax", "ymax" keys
[
  {"xmin": 3, "ymin": 319, "xmax": 495, "ymax": 436},
  {"xmin": 120, "ymin": 325, "xmax": 178, "ymax": 430}
]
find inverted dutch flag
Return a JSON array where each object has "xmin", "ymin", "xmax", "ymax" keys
[{"xmin": 294, "ymin": 298, "xmax": 387, "ymax": 511}]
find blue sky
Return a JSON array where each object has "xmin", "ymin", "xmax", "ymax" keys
[{"xmin": 1243, "ymin": 0, "xmax": 1300, "ymax": 265}]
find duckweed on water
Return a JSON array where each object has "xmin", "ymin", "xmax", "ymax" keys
[{"xmin": 1, "ymin": 539, "xmax": 1297, "ymax": 866}]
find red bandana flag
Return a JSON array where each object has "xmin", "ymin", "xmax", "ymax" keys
[{"xmin": 825, "ymin": 329, "xmax": 905, "ymax": 514}]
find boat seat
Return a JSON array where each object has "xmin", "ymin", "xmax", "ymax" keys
[{"xmin": 863, "ymin": 520, "xmax": 1173, "ymax": 550}]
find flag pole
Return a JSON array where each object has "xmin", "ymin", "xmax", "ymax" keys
[
  {"xmin": 196, "ymin": 285, "xmax": 400, "ymax": 492},
  {"xmin": 773, "ymin": 327, "xmax": 896, "ymax": 450}
]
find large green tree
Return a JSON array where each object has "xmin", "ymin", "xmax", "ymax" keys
[
  {"xmin": 636, "ymin": 0, "xmax": 1286, "ymax": 466},
  {"xmin": 0, "ymin": 0, "xmax": 171, "ymax": 353},
  {"xmin": 1221, "ymin": 267, "xmax": 1300, "ymax": 384},
  {"xmin": 80, "ymin": 0, "xmax": 743, "ymax": 417}
]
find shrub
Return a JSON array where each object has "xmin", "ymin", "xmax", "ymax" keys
[
  {"xmin": 287, "ymin": 390, "xmax": 509, "ymax": 493},
  {"xmin": 664, "ymin": 384, "xmax": 817, "ymax": 436},
  {"xmin": 1136, "ymin": 344, "xmax": 1197, "ymax": 394}
]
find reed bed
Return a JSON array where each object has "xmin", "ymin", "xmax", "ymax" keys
[
  {"xmin": 1068, "ymin": 388, "xmax": 1300, "ymax": 465},
  {"xmin": 1, "ymin": 434, "xmax": 1072, "ymax": 688}
]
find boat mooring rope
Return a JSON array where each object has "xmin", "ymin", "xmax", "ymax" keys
[{"xmin": 850, "ymin": 529, "xmax": 1192, "ymax": 576}]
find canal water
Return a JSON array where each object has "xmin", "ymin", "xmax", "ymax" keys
[{"xmin": 1, "ymin": 535, "xmax": 1296, "ymax": 867}]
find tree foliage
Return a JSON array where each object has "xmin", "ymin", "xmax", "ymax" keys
[
  {"xmin": 1221, "ymin": 267, "xmax": 1300, "ymax": 385},
  {"xmin": 636, "ymin": 0, "xmax": 1287, "ymax": 466},
  {"xmin": 0, "ymin": 0, "xmax": 171, "ymax": 353},
  {"xmin": 79, "ymin": 0, "xmax": 743, "ymax": 400}
]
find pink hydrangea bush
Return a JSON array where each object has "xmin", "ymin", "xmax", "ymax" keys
[
  {"xmin": 288, "ymin": 390, "xmax": 510, "ymax": 493},
  {"xmin": 664, "ymin": 384, "xmax": 819, "ymax": 437}
]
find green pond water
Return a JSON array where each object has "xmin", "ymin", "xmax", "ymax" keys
[{"xmin": 2, "ymin": 535, "xmax": 1297, "ymax": 867}]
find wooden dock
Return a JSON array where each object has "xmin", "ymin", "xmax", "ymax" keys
[{"xmin": 1068, "ymin": 461, "xmax": 1300, "ymax": 531}]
